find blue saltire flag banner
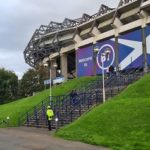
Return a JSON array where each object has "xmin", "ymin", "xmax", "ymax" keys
[
  {"xmin": 145, "ymin": 25, "xmax": 150, "ymax": 65},
  {"xmin": 118, "ymin": 29, "xmax": 143, "ymax": 70}
]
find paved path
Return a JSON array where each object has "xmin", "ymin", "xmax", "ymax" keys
[{"xmin": 0, "ymin": 127, "xmax": 109, "ymax": 150}]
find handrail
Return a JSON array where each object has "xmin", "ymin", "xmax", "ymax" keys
[
  {"xmin": 18, "ymin": 77, "xmax": 100, "ymax": 126},
  {"xmin": 18, "ymin": 69, "xmax": 147, "ymax": 128}
]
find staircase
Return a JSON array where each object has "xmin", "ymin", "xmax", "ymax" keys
[{"xmin": 18, "ymin": 70, "xmax": 145, "ymax": 129}]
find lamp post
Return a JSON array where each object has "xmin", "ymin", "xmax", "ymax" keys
[
  {"xmin": 95, "ymin": 44, "xmax": 115, "ymax": 103},
  {"xmin": 6, "ymin": 116, "xmax": 10, "ymax": 127},
  {"xmin": 94, "ymin": 47, "xmax": 106, "ymax": 103},
  {"xmin": 101, "ymin": 53, "xmax": 106, "ymax": 103},
  {"xmin": 44, "ymin": 61, "xmax": 57, "ymax": 105},
  {"xmin": 44, "ymin": 62, "xmax": 52, "ymax": 103},
  {"xmin": 55, "ymin": 117, "xmax": 59, "ymax": 132}
]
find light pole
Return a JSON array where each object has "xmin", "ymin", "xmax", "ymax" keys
[
  {"xmin": 55, "ymin": 117, "xmax": 59, "ymax": 132},
  {"xmin": 44, "ymin": 61, "xmax": 57, "ymax": 105},
  {"xmin": 95, "ymin": 44, "xmax": 115, "ymax": 103},
  {"xmin": 94, "ymin": 47, "xmax": 106, "ymax": 103},
  {"xmin": 44, "ymin": 62, "xmax": 52, "ymax": 103},
  {"xmin": 101, "ymin": 53, "xmax": 106, "ymax": 103}
]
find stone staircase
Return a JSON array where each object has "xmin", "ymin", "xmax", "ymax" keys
[{"xmin": 18, "ymin": 70, "xmax": 144, "ymax": 129}]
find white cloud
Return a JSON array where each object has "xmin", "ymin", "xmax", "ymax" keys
[{"xmin": 0, "ymin": 49, "xmax": 30, "ymax": 79}]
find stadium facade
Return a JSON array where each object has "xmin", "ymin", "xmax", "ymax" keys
[{"xmin": 24, "ymin": 0, "xmax": 150, "ymax": 80}]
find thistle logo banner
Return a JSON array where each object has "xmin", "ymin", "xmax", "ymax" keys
[
  {"xmin": 96, "ymin": 44, "xmax": 115, "ymax": 70},
  {"xmin": 95, "ymin": 39, "xmax": 115, "ymax": 74}
]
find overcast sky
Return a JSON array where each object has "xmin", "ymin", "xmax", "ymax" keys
[{"xmin": 0, "ymin": 0, "xmax": 119, "ymax": 79}]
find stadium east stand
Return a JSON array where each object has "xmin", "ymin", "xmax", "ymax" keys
[{"xmin": 20, "ymin": 0, "xmax": 150, "ymax": 129}]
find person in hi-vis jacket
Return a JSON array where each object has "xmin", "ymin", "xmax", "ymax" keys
[{"xmin": 46, "ymin": 106, "xmax": 54, "ymax": 130}]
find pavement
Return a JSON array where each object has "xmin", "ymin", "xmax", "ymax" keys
[{"xmin": 0, "ymin": 127, "xmax": 109, "ymax": 150}]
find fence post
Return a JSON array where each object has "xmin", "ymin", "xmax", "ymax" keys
[
  {"xmin": 34, "ymin": 106, "xmax": 39, "ymax": 128},
  {"xmin": 110, "ymin": 86, "xmax": 113, "ymax": 97},
  {"xmin": 55, "ymin": 115, "xmax": 59, "ymax": 132},
  {"xmin": 18, "ymin": 118, "xmax": 20, "ymax": 127},
  {"xmin": 65, "ymin": 105, "xmax": 68, "ymax": 118},
  {"xmin": 41, "ymin": 101, "xmax": 45, "ymax": 120},
  {"xmin": 87, "ymin": 95, "xmax": 90, "ymax": 109},
  {"xmin": 70, "ymin": 111, "xmax": 73, "ymax": 122},
  {"xmin": 26, "ymin": 112, "xmax": 29, "ymax": 126},
  {"xmin": 96, "ymin": 91, "xmax": 99, "ymax": 104}
]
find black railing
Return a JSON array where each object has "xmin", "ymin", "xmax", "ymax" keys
[
  {"xmin": 18, "ymin": 69, "xmax": 146, "ymax": 129},
  {"xmin": 18, "ymin": 77, "xmax": 101, "ymax": 126}
]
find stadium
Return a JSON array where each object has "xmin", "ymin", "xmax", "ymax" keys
[
  {"xmin": 1, "ymin": 1, "xmax": 150, "ymax": 149},
  {"xmin": 24, "ymin": 0, "xmax": 150, "ymax": 81}
]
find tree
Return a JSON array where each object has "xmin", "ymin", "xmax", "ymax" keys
[
  {"xmin": 19, "ymin": 69, "xmax": 37, "ymax": 97},
  {"xmin": 19, "ymin": 66, "xmax": 47, "ymax": 97},
  {"xmin": 0, "ymin": 68, "xmax": 18, "ymax": 104}
]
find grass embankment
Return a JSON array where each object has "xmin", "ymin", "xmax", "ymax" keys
[
  {"xmin": 56, "ymin": 74, "xmax": 150, "ymax": 150},
  {"xmin": 0, "ymin": 76, "xmax": 97, "ymax": 127}
]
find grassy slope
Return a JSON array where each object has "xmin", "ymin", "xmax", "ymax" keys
[
  {"xmin": 0, "ymin": 76, "xmax": 97, "ymax": 127},
  {"xmin": 56, "ymin": 74, "xmax": 150, "ymax": 150}
]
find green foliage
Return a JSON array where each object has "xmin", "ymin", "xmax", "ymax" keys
[
  {"xmin": 0, "ymin": 66, "xmax": 47, "ymax": 104},
  {"xmin": 0, "ymin": 76, "xmax": 97, "ymax": 127},
  {"xmin": 19, "ymin": 66, "xmax": 50, "ymax": 98},
  {"xmin": 116, "ymin": 74, "xmax": 150, "ymax": 99},
  {"xmin": 19, "ymin": 68, "xmax": 38, "ymax": 97},
  {"xmin": 0, "ymin": 68, "xmax": 18, "ymax": 104},
  {"xmin": 56, "ymin": 74, "xmax": 150, "ymax": 150}
]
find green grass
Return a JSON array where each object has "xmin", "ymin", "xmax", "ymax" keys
[
  {"xmin": 0, "ymin": 76, "xmax": 97, "ymax": 127},
  {"xmin": 56, "ymin": 74, "xmax": 150, "ymax": 150}
]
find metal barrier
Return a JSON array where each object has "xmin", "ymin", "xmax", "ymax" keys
[{"xmin": 18, "ymin": 70, "xmax": 146, "ymax": 129}]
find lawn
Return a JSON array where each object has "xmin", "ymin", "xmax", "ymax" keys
[
  {"xmin": 56, "ymin": 74, "xmax": 150, "ymax": 150},
  {"xmin": 0, "ymin": 76, "xmax": 98, "ymax": 127}
]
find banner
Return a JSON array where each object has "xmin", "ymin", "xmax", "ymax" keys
[
  {"xmin": 118, "ymin": 29, "xmax": 143, "ymax": 70},
  {"xmin": 145, "ymin": 25, "xmax": 150, "ymax": 65},
  {"xmin": 95, "ymin": 39, "xmax": 115, "ymax": 74},
  {"xmin": 76, "ymin": 45, "xmax": 94, "ymax": 77}
]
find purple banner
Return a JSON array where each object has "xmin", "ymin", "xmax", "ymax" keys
[{"xmin": 76, "ymin": 45, "xmax": 94, "ymax": 77}]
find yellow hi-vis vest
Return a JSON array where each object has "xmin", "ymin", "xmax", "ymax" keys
[{"xmin": 46, "ymin": 109, "xmax": 54, "ymax": 120}]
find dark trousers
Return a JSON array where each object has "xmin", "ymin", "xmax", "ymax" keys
[{"xmin": 48, "ymin": 120, "xmax": 52, "ymax": 130}]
